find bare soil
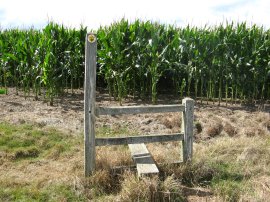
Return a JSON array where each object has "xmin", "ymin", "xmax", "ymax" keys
[{"xmin": 1, "ymin": 88, "xmax": 269, "ymax": 138}]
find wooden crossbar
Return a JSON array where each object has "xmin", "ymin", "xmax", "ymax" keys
[
  {"xmin": 95, "ymin": 133, "xmax": 183, "ymax": 146},
  {"xmin": 128, "ymin": 143, "xmax": 159, "ymax": 176},
  {"xmin": 96, "ymin": 104, "xmax": 184, "ymax": 116}
]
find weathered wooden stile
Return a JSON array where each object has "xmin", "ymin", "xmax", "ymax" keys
[{"xmin": 84, "ymin": 33, "xmax": 195, "ymax": 177}]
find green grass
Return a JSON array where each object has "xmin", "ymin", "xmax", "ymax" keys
[
  {"xmin": 0, "ymin": 123, "xmax": 86, "ymax": 201},
  {"xmin": 209, "ymin": 162, "xmax": 246, "ymax": 201},
  {"xmin": 0, "ymin": 123, "xmax": 80, "ymax": 160},
  {"xmin": 96, "ymin": 124, "xmax": 137, "ymax": 138},
  {"xmin": 0, "ymin": 184, "xmax": 87, "ymax": 202},
  {"xmin": 0, "ymin": 89, "xmax": 6, "ymax": 94}
]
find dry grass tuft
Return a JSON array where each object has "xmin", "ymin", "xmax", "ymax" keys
[
  {"xmin": 12, "ymin": 147, "xmax": 40, "ymax": 160},
  {"xmin": 160, "ymin": 113, "xmax": 181, "ymax": 132},
  {"xmin": 73, "ymin": 170, "xmax": 117, "ymax": 200},
  {"xmin": 116, "ymin": 172, "xmax": 184, "ymax": 201},
  {"xmin": 158, "ymin": 175, "xmax": 184, "ymax": 201},
  {"xmin": 161, "ymin": 175, "xmax": 181, "ymax": 193},
  {"xmin": 147, "ymin": 142, "xmax": 182, "ymax": 164},
  {"xmin": 96, "ymin": 146, "xmax": 132, "ymax": 170},
  {"xmin": 90, "ymin": 170, "xmax": 113, "ymax": 191},
  {"xmin": 255, "ymin": 111, "xmax": 269, "ymax": 123},
  {"xmin": 46, "ymin": 144, "xmax": 66, "ymax": 159},
  {"xmin": 194, "ymin": 121, "xmax": 203, "ymax": 141},
  {"xmin": 223, "ymin": 122, "xmax": 237, "ymax": 137},
  {"xmin": 206, "ymin": 121, "xmax": 223, "ymax": 138},
  {"xmin": 261, "ymin": 115, "xmax": 270, "ymax": 131},
  {"xmin": 237, "ymin": 146, "xmax": 265, "ymax": 164},
  {"xmin": 265, "ymin": 121, "xmax": 270, "ymax": 131},
  {"xmin": 194, "ymin": 121, "xmax": 203, "ymax": 134},
  {"xmin": 180, "ymin": 162, "xmax": 216, "ymax": 186},
  {"xmin": 243, "ymin": 126, "xmax": 267, "ymax": 137},
  {"xmin": 250, "ymin": 176, "xmax": 270, "ymax": 200},
  {"xmin": 117, "ymin": 172, "xmax": 158, "ymax": 201}
]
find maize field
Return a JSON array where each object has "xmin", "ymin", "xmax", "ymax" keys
[{"xmin": 0, "ymin": 20, "xmax": 270, "ymax": 105}]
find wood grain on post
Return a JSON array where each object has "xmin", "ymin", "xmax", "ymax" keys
[
  {"xmin": 96, "ymin": 104, "xmax": 185, "ymax": 116},
  {"xmin": 95, "ymin": 133, "xmax": 184, "ymax": 146},
  {"xmin": 182, "ymin": 98, "xmax": 194, "ymax": 162},
  {"xmin": 84, "ymin": 33, "xmax": 97, "ymax": 177}
]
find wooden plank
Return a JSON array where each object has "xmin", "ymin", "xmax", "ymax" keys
[
  {"xmin": 84, "ymin": 33, "xmax": 97, "ymax": 177},
  {"xmin": 96, "ymin": 104, "xmax": 184, "ymax": 116},
  {"xmin": 128, "ymin": 143, "xmax": 159, "ymax": 176},
  {"xmin": 182, "ymin": 98, "xmax": 194, "ymax": 162},
  {"xmin": 95, "ymin": 133, "xmax": 184, "ymax": 146}
]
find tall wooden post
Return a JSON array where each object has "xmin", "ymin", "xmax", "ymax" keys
[
  {"xmin": 84, "ymin": 33, "xmax": 97, "ymax": 176},
  {"xmin": 182, "ymin": 98, "xmax": 194, "ymax": 162}
]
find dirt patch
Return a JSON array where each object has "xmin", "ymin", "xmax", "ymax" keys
[
  {"xmin": 1, "ymin": 88, "xmax": 269, "ymax": 139},
  {"xmin": 0, "ymin": 89, "xmax": 84, "ymax": 135}
]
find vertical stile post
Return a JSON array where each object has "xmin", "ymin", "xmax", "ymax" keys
[
  {"xmin": 84, "ymin": 33, "xmax": 97, "ymax": 176},
  {"xmin": 182, "ymin": 98, "xmax": 194, "ymax": 162}
]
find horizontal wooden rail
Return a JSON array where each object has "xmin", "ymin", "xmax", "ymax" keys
[
  {"xmin": 95, "ymin": 133, "xmax": 183, "ymax": 146},
  {"xmin": 96, "ymin": 104, "xmax": 185, "ymax": 116}
]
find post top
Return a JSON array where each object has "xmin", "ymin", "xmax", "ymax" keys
[
  {"xmin": 87, "ymin": 33, "xmax": 96, "ymax": 43},
  {"xmin": 182, "ymin": 97, "xmax": 194, "ymax": 102}
]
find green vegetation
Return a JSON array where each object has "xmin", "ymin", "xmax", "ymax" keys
[
  {"xmin": 0, "ymin": 89, "xmax": 6, "ymax": 94},
  {"xmin": 0, "ymin": 123, "xmax": 86, "ymax": 201},
  {"xmin": 0, "ymin": 123, "xmax": 79, "ymax": 160},
  {"xmin": 0, "ymin": 183, "xmax": 87, "ymax": 202},
  {"xmin": 96, "ymin": 124, "xmax": 138, "ymax": 138},
  {"xmin": 0, "ymin": 23, "xmax": 86, "ymax": 104},
  {"xmin": 98, "ymin": 20, "xmax": 270, "ymax": 105},
  {"xmin": 0, "ymin": 20, "xmax": 269, "ymax": 104}
]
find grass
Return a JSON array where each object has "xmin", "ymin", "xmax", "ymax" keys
[
  {"xmin": 96, "ymin": 124, "xmax": 132, "ymax": 137},
  {"xmin": 0, "ymin": 182, "xmax": 87, "ymax": 201},
  {"xmin": 0, "ymin": 121, "xmax": 270, "ymax": 201},
  {"xmin": 0, "ymin": 122, "xmax": 85, "ymax": 201},
  {"xmin": 0, "ymin": 89, "xmax": 6, "ymax": 94},
  {"xmin": 0, "ymin": 123, "xmax": 78, "ymax": 160}
]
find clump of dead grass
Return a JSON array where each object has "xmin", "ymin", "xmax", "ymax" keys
[
  {"xmin": 249, "ymin": 176, "xmax": 270, "ymax": 200},
  {"xmin": 194, "ymin": 121, "xmax": 203, "ymax": 134},
  {"xmin": 161, "ymin": 175, "xmax": 181, "ymax": 193},
  {"xmin": 117, "ymin": 172, "xmax": 158, "ymax": 201},
  {"xmin": 96, "ymin": 146, "xmax": 132, "ymax": 170},
  {"xmin": 206, "ymin": 121, "xmax": 223, "ymax": 138},
  {"xmin": 261, "ymin": 115, "xmax": 270, "ymax": 131},
  {"xmin": 223, "ymin": 122, "xmax": 237, "ymax": 137},
  {"xmin": 147, "ymin": 142, "xmax": 182, "ymax": 164},
  {"xmin": 46, "ymin": 144, "xmax": 66, "ymax": 159},
  {"xmin": 243, "ymin": 126, "xmax": 267, "ymax": 137},
  {"xmin": 13, "ymin": 146, "xmax": 40, "ymax": 160},
  {"xmin": 160, "ymin": 113, "xmax": 181, "ymax": 132},
  {"xmin": 116, "ymin": 172, "xmax": 184, "ymax": 202},
  {"xmin": 255, "ymin": 111, "xmax": 269, "ymax": 123},
  {"xmin": 73, "ymin": 169, "xmax": 119, "ymax": 200}
]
